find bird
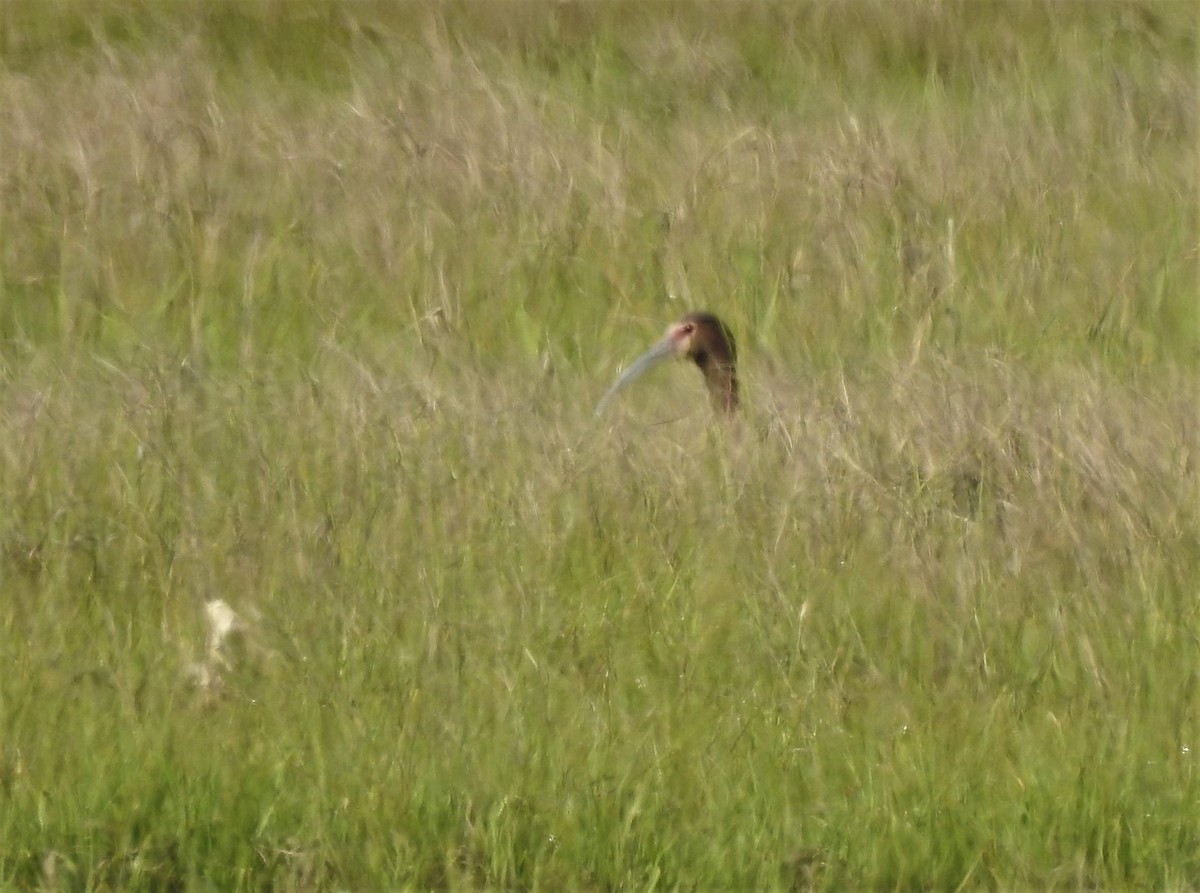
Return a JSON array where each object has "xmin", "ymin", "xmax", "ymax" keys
[{"xmin": 595, "ymin": 311, "xmax": 740, "ymax": 416}]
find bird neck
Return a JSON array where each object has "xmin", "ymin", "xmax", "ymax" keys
[
  {"xmin": 692, "ymin": 350, "xmax": 739, "ymax": 415},
  {"xmin": 706, "ymin": 363, "xmax": 740, "ymax": 414}
]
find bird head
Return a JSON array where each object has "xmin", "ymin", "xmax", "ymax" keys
[{"xmin": 595, "ymin": 311, "xmax": 739, "ymax": 416}]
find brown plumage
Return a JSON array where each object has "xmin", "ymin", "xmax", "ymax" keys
[{"xmin": 595, "ymin": 311, "xmax": 740, "ymax": 416}]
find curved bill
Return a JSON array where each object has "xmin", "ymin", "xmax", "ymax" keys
[{"xmin": 594, "ymin": 336, "xmax": 678, "ymax": 416}]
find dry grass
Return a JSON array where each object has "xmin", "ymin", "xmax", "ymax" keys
[{"xmin": 1, "ymin": 2, "xmax": 1198, "ymax": 890}]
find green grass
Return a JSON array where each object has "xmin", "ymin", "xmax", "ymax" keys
[{"xmin": 1, "ymin": 2, "xmax": 1198, "ymax": 890}]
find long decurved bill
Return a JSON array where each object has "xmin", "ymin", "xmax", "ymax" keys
[{"xmin": 594, "ymin": 336, "xmax": 678, "ymax": 416}]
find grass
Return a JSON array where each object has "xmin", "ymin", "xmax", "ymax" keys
[{"xmin": 1, "ymin": 1, "xmax": 1198, "ymax": 890}]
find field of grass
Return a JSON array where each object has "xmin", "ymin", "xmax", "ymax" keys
[{"xmin": 1, "ymin": 2, "xmax": 1198, "ymax": 889}]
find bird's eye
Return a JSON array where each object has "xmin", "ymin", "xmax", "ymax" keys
[{"xmin": 682, "ymin": 324, "xmax": 695, "ymax": 335}]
